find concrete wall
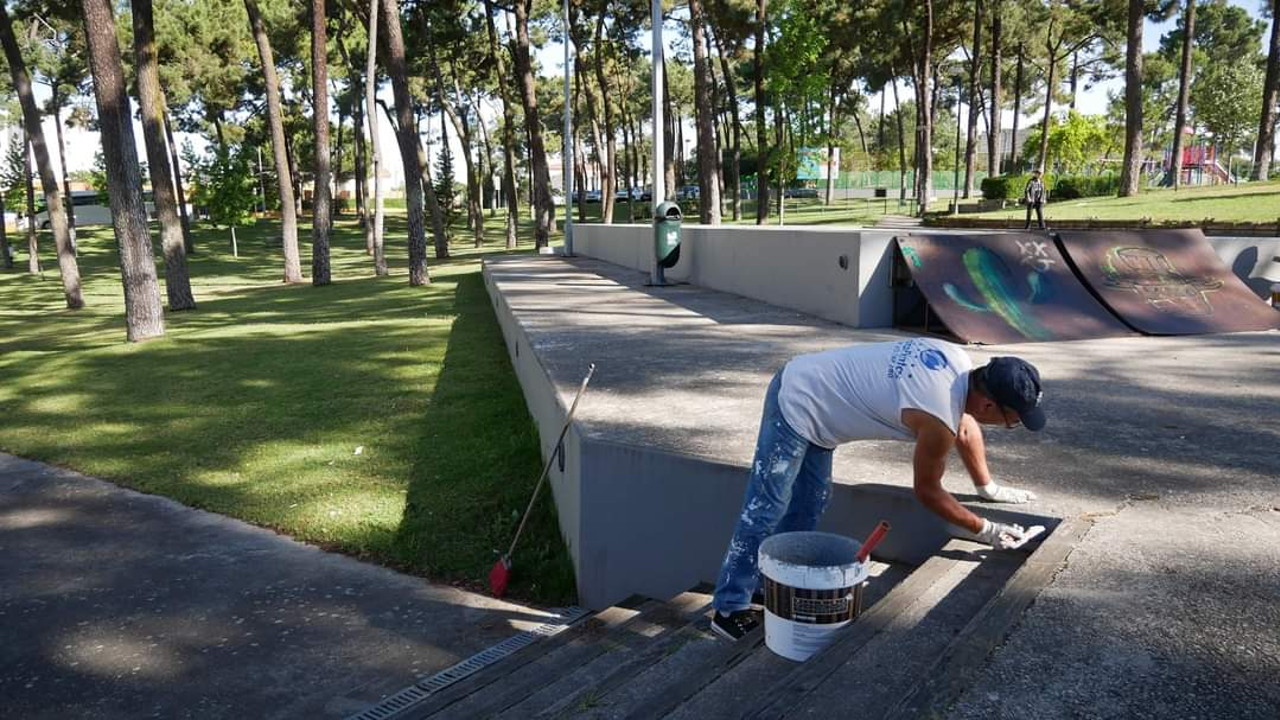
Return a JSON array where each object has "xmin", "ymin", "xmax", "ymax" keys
[
  {"xmin": 571, "ymin": 224, "xmax": 899, "ymax": 329},
  {"xmin": 483, "ymin": 272, "xmax": 586, "ymax": 566},
  {"xmin": 1208, "ymin": 237, "xmax": 1280, "ymax": 300},
  {"xmin": 484, "ymin": 259, "xmax": 1057, "ymax": 609}
]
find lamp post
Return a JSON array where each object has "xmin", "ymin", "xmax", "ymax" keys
[
  {"xmin": 651, "ymin": 0, "xmax": 664, "ymax": 213},
  {"xmin": 563, "ymin": 0, "xmax": 574, "ymax": 255}
]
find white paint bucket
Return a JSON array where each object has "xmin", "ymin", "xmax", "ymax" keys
[{"xmin": 759, "ymin": 531, "xmax": 869, "ymax": 662}]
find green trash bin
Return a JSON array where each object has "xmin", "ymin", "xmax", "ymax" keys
[{"xmin": 654, "ymin": 201, "xmax": 682, "ymax": 272}]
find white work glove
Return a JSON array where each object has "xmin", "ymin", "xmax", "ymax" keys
[
  {"xmin": 976, "ymin": 481, "xmax": 1037, "ymax": 504},
  {"xmin": 975, "ymin": 519, "xmax": 1027, "ymax": 550}
]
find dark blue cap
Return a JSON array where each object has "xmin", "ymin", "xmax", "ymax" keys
[{"xmin": 985, "ymin": 357, "xmax": 1046, "ymax": 431}]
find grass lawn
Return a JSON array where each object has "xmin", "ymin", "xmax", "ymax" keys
[
  {"xmin": 946, "ymin": 179, "xmax": 1280, "ymax": 223},
  {"xmin": 0, "ymin": 212, "xmax": 576, "ymax": 604}
]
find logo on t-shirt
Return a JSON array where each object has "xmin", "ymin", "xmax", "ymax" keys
[{"xmin": 919, "ymin": 348, "xmax": 949, "ymax": 371}]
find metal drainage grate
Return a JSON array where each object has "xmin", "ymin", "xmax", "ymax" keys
[{"xmin": 345, "ymin": 606, "xmax": 590, "ymax": 720}]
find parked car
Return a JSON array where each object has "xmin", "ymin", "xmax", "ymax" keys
[
  {"xmin": 676, "ymin": 185, "xmax": 700, "ymax": 201},
  {"xmin": 571, "ymin": 189, "xmax": 603, "ymax": 203}
]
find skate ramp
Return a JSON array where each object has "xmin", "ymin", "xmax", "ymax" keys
[
  {"xmin": 1058, "ymin": 229, "xmax": 1280, "ymax": 335},
  {"xmin": 895, "ymin": 233, "xmax": 1133, "ymax": 344}
]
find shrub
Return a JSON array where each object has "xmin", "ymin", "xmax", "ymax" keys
[
  {"xmin": 1052, "ymin": 174, "xmax": 1119, "ymax": 200},
  {"xmin": 982, "ymin": 173, "xmax": 1054, "ymax": 202}
]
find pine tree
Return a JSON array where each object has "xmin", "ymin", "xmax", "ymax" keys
[{"xmin": 435, "ymin": 140, "xmax": 457, "ymax": 230}]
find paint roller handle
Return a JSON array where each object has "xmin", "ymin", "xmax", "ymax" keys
[{"xmin": 855, "ymin": 521, "xmax": 891, "ymax": 563}]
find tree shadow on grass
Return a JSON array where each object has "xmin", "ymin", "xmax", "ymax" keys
[
  {"xmin": 397, "ymin": 272, "xmax": 577, "ymax": 605},
  {"xmin": 0, "ymin": 257, "xmax": 574, "ymax": 606}
]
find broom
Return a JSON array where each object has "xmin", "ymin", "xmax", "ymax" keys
[{"xmin": 489, "ymin": 363, "xmax": 595, "ymax": 598}]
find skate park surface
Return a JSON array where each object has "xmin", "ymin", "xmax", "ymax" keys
[{"xmin": 485, "ymin": 242, "xmax": 1279, "ymax": 717}]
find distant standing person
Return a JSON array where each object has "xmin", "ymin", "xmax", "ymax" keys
[{"xmin": 1023, "ymin": 170, "xmax": 1047, "ymax": 230}]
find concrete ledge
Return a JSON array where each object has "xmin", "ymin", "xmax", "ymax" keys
[
  {"xmin": 484, "ymin": 254, "xmax": 1058, "ymax": 609},
  {"xmin": 570, "ymin": 224, "xmax": 900, "ymax": 329}
]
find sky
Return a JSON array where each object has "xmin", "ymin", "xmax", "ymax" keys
[{"xmin": 21, "ymin": 0, "xmax": 1275, "ymax": 186}]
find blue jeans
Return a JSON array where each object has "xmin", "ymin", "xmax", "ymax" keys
[{"xmin": 712, "ymin": 370, "xmax": 834, "ymax": 613}]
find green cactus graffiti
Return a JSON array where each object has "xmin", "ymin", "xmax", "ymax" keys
[
  {"xmin": 901, "ymin": 245, "xmax": 924, "ymax": 269},
  {"xmin": 943, "ymin": 247, "xmax": 1054, "ymax": 341}
]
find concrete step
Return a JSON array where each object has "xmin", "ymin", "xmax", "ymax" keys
[
  {"xmin": 401, "ymin": 601, "xmax": 651, "ymax": 719},
  {"xmin": 495, "ymin": 592, "xmax": 714, "ymax": 719},
  {"xmin": 747, "ymin": 541, "xmax": 1020, "ymax": 719},
  {"xmin": 663, "ymin": 562, "xmax": 914, "ymax": 720},
  {"xmin": 379, "ymin": 522, "xmax": 1085, "ymax": 720}
]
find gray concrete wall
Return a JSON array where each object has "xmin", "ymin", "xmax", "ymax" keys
[
  {"xmin": 1208, "ymin": 236, "xmax": 1280, "ymax": 300},
  {"xmin": 483, "ymin": 259, "xmax": 1056, "ymax": 609},
  {"xmin": 482, "ymin": 271, "xmax": 585, "ymax": 566},
  {"xmin": 574, "ymin": 435, "xmax": 1056, "ymax": 608},
  {"xmin": 571, "ymin": 224, "xmax": 899, "ymax": 329}
]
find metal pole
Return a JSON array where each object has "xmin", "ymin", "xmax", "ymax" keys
[
  {"xmin": 651, "ymin": 0, "xmax": 664, "ymax": 211},
  {"xmin": 563, "ymin": 0, "xmax": 574, "ymax": 255},
  {"xmin": 650, "ymin": 0, "xmax": 665, "ymax": 285}
]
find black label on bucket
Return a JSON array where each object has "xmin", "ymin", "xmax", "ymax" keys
[{"xmin": 763, "ymin": 578, "xmax": 864, "ymax": 625}]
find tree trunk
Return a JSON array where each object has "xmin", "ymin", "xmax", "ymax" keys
[
  {"xmin": 852, "ymin": 106, "xmax": 869, "ymax": 157},
  {"xmin": 754, "ymin": 0, "xmax": 768, "ymax": 223},
  {"xmin": 245, "ymin": 0, "xmax": 302, "ymax": 283},
  {"xmin": 52, "ymin": 103, "xmax": 77, "ymax": 249},
  {"xmin": 1037, "ymin": 43, "xmax": 1057, "ymax": 172},
  {"xmin": 591, "ymin": 15, "xmax": 616, "ymax": 224},
  {"xmin": 311, "ymin": 0, "xmax": 331, "ymax": 284},
  {"xmin": 23, "ymin": 134, "xmax": 38, "ymax": 274},
  {"xmin": 711, "ymin": 31, "xmax": 742, "ymax": 220},
  {"xmin": 916, "ymin": 1, "xmax": 934, "ymax": 218},
  {"xmin": 286, "ymin": 132, "xmax": 303, "ymax": 215},
  {"xmin": 1169, "ymin": 0, "xmax": 1195, "ymax": 188},
  {"xmin": 162, "ymin": 111, "xmax": 194, "ymax": 253},
  {"xmin": 441, "ymin": 59, "xmax": 483, "ymax": 248},
  {"xmin": 690, "ymin": 0, "xmax": 721, "ymax": 223},
  {"xmin": 826, "ymin": 85, "xmax": 839, "ymax": 205},
  {"xmin": 484, "ymin": 0, "xmax": 519, "ymax": 246},
  {"xmin": 892, "ymin": 72, "xmax": 908, "ymax": 205},
  {"xmin": 1251, "ymin": 0, "xmax": 1277, "ymax": 180},
  {"xmin": 620, "ymin": 106, "xmax": 633, "ymax": 220},
  {"xmin": 366, "ymin": 0, "xmax": 387, "ymax": 276},
  {"xmin": 663, "ymin": 55, "xmax": 677, "ymax": 200},
  {"xmin": 963, "ymin": 0, "xmax": 983, "ymax": 198},
  {"xmin": 988, "ymin": 3, "xmax": 1002, "ymax": 176},
  {"xmin": 133, "ymin": 0, "xmax": 196, "ymax": 310},
  {"xmin": 511, "ymin": 0, "xmax": 552, "ymax": 247},
  {"xmin": 333, "ymin": 80, "xmax": 344, "ymax": 223},
  {"xmin": 572, "ymin": 19, "xmax": 604, "ymax": 216},
  {"xmin": 0, "ymin": 6, "xmax": 81, "ymax": 307},
  {"xmin": 377, "ymin": 0, "xmax": 431, "ymax": 281},
  {"xmin": 1118, "ymin": 0, "xmax": 1143, "ymax": 197},
  {"xmin": 82, "ymin": 0, "xmax": 164, "ymax": 340},
  {"xmin": 1069, "ymin": 50, "xmax": 1079, "ymax": 110},
  {"xmin": 0, "ymin": 194, "xmax": 11, "ymax": 269},
  {"xmin": 1011, "ymin": 43, "xmax": 1024, "ymax": 170},
  {"xmin": 878, "ymin": 86, "xmax": 885, "ymax": 151},
  {"xmin": 576, "ymin": 135, "xmax": 588, "ymax": 222}
]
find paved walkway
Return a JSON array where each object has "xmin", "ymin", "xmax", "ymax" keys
[{"xmin": 0, "ymin": 454, "xmax": 556, "ymax": 720}]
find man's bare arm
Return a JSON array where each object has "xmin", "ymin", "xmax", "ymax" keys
[{"xmin": 902, "ymin": 409, "xmax": 984, "ymax": 534}]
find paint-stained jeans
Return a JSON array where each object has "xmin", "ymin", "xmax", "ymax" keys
[{"xmin": 712, "ymin": 369, "xmax": 834, "ymax": 614}]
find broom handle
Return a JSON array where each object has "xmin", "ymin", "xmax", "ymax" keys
[{"xmin": 506, "ymin": 363, "xmax": 596, "ymax": 558}]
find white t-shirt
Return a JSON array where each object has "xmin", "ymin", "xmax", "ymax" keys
[{"xmin": 777, "ymin": 338, "xmax": 972, "ymax": 449}]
